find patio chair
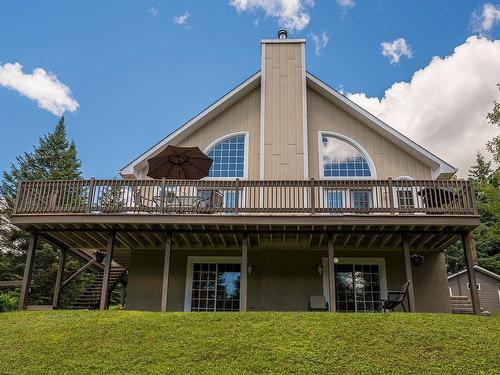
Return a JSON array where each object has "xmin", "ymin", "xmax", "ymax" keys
[
  {"xmin": 196, "ymin": 190, "xmax": 224, "ymax": 211},
  {"xmin": 308, "ymin": 295, "xmax": 329, "ymax": 311},
  {"xmin": 377, "ymin": 281, "xmax": 410, "ymax": 312}
]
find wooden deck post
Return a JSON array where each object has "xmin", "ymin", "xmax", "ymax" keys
[
  {"xmin": 18, "ymin": 232, "xmax": 38, "ymax": 310},
  {"xmin": 161, "ymin": 232, "xmax": 172, "ymax": 312},
  {"xmin": 402, "ymin": 233, "xmax": 416, "ymax": 312},
  {"xmin": 328, "ymin": 234, "xmax": 336, "ymax": 312},
  {"xmin": 240, "ymin": 234, "xmax": 249, "ymax": 312},
  {"xmin": 462, "ymin": 231, "xmax": 480, "ymax": 314},
  {"xmin": 52, "ymin": 248, "xmax": 66, "ymax": 309},
  {"xmin": 99, "ymin": 231, "xmax": 116, "ymax": 310}
]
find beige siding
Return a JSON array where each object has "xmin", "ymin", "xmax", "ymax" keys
[
  {"xmin": 263, "ymin": 42, "xmax": 306, "ymax": 180},
  {"xmin": 307, "ymin": 88, "xmax": 432, "ymax": 180},
  {"xmin": 137, "ymin": 87, "xmax": 261, "ymax": 179}
]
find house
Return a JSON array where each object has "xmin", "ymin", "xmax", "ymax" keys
[
  {"xmin": 12, "ymin": 31, "xmax": 482, "ymax": 313},
  {"xmin": 448, "ymin": 266, "xmax": 500, "ymax": 313}
]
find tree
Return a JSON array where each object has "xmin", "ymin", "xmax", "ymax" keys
[
  {"xmin": 486, "ymin": 84, "xmax": 500, "ymax": 164},
  {"xmin": 0, "ymin": 116, "xmax": 83, "ymax": 305},
  {"xmin": 468, "ymin": 152, "xmax": 492, "ymax": 183}
]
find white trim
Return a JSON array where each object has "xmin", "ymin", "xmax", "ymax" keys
[
  {"xmin": 119, "ymin": 72, "xmax": 261, "ymax": 177},
  {"xmin": 306, "ymin": 73, "xmax": 457, "ymax": 179},
  {"xmin": 203, "ymin": 131, "xmax": 249, "ymax": 180},
  {"xmin": 448, "ymin": 265, "xmax": 500, "ymax": 281},
  {"xmin": 183, "ymin": 256, "xmax": 242, "ymax": 312},
  {"xmin": 259, "ymin": 44, "xmax": 266, "ymax": 180},
  {"xmin": 261, "ymin": 39, "xmax": 307, "ymax": 44},
  {"xmin": 318, "ymin": 131, "xmax": 377, "ymax": 180},
  {"xmin": 301, "ymin": 42, "xmax": 309, "ymax": 179},
  {"xmin": 321, "ymin": 257, "xmax": 388, "ymax": 309},
  {"xmin": 466, "ymin": 282, "xmax": 481, "ymax": 291}
]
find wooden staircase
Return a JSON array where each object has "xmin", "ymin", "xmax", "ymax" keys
[
  {"xmin": 69, "ymin": 266, "xmax": 127, "ymax": 310},
  {"xmin": 450, "ymin": 295, "xmax": 474, "ymax": 314}
]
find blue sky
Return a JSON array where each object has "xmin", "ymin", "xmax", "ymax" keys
[{"xmin": 1, "ymin": 1, "xmax": 499, "ymax": 178}]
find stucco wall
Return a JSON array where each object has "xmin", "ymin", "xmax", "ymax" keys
[{"xmin": 126, "ymin": 248, "xmax": 450, "ymax": 313}]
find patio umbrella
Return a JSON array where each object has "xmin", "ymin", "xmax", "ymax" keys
[{"xmin": 146, "ymin": 145, "xmax": 213, "ymax": 179}]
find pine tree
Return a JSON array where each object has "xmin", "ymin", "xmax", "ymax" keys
[
  {"xmin": 468, "ymin": 152, "xmax": 492, "ymax": 184},
  {"xmin": 486, "ymin": 84, "xmax": 500, "ymax": 164},
  {"xmin": 0, "ymin": 116, "xmax": 83, "ymax": 305}
]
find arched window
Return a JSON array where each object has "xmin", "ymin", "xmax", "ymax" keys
[
  {"xmin": 206, "ymin": 134, "xmax": 247, "ymax": 178},
  {"xmin": 320, "ymin": 133, "xmax": 374, "ymax": 178}
]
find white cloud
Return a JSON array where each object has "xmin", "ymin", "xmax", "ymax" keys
[
  {"xmin": 310, "ymin": 31, "xmax": 329, "ymax": 56},
  {"xmin": 348, "ymin": 36, "xmax": 500, "ymax": 176},
  {"xmin": 230, "ymin": 0, "xmax": 314, "ymax": 31},
  {"xmin": 337, "ymin": 0, "xmax": 354, "ymax": 9},
  {"xmin": 381, "ymin": 38, "xmax": 413, "ymax": 64},
  {"xmin": 471, "ymin": 3, "xmax": 500, "ymax": 34},
  {"xmin": 148, "ymin": 6, "xmax": 159, "ymax": 17},
  {"xmin": 0, "ymin": 62, "xmax": 79, "ymax": 116},
  {"xmin": 173, "ymin": 11, "xmax": 190, "ymax": 25}
]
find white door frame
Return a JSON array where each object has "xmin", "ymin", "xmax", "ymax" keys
[
  {"xmin": 321, "ymin": 257, "xmax": 388, "ymax": 309},
  {"xmin": 183, "ymin": 256, "xmax": 241, "ymax": 312}
]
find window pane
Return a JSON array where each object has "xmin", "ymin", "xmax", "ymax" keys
[
  {"xmin": 322, "ymin": 135, "xmax": 372, "ymax": 178},
  {"xmin": 191, "ymin": 262, "xmax": 241, "ymax": 312},
  {"xmin": 207, "ymin": 135, "xmax": 245, "ymax": 178}
]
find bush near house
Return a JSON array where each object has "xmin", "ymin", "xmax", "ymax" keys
[
  {"xmin": 0, "ymin": 292, "xmax": 17, "ymax": 312},
  {"xmin": 0, "ymin": 311, "xmax": 498, "ymax": 374}
]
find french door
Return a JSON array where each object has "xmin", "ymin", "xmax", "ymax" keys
[
  {"xmin": 187, "ymin": 260, "xmax": 241, "ymax": 312},
  {"xmin": 322, "ymin": 258, "xmax": 387, "ymax": 312}
]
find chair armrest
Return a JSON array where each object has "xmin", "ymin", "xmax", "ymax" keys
[{"xmin": 387, "ymin": 291, "xmax": 407, "ymax": 295}]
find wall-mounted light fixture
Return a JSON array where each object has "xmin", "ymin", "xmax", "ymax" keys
[
  {"xmin": 247, "ymin": 264, "xmax": 253, "ymax": 276},
  {"xmin": 317, "ymin": 263, "xmax": 323, "ymax": 276},
  {"xmin": 411, "ymin": 254, "xmax": 424, "ymax": 267}
]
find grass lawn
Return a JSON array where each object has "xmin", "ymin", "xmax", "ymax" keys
[{"xmin": 0, "ymin": 311, "xmax": 498, "ymax": 374}]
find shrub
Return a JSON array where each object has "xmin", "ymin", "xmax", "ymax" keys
[{"xmin": 0, "ymin": 293, "xmax": 18, "ymax": 312}]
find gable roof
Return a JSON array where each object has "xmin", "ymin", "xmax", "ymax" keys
[
  {"xmin": 306, "ymin": 73, "xmax": 457, "ymax": 179},
  {"xmin": 119, "ymin": 71, "xmax": 261, "ymax": 178},
  {"xmin": 448, "ymin": 266, "xmax": 500, "ymax": 281},
  {"xmin": 120, "ymin": 71, "xmax": 457, "ymax": 179}
]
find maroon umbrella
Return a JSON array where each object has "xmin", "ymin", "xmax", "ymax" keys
[{"xmin": 147, "ymin": 145, "xmax": 213, "ymax": 179}]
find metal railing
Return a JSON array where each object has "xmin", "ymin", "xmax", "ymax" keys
[{"xmin": 13, "ymin": 178, "xmax": 478, "ymax": 216}]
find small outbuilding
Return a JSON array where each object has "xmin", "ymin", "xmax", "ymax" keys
[{"xmin": 448, "ymin": 266, "xmax": 500, "ymax": 313}]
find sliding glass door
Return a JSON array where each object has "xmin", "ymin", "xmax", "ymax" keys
[
  {"xmin": 335, "ymin": 264, "xmax": 381, "ymax": 312},
  {"xmin": 189, "ymin": 263, "xmax": 241, "ymax": 312},
  {"xmin": 323, "ymin": 258, "xmax": 387, "ymax": 313}
]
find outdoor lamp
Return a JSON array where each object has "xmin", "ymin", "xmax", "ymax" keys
[
  {"xmin": 411, "ymin": 254, "xmax": 424, "ymax": 267},
  {"xmin": 247, "ymin": 264, "xmax": 253, "ymax": 276},
  {"xmin": 317, "ymin": 263, "xmax": 323, "ymax": 276}
]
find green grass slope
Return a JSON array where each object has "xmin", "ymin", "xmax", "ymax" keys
[{"xmin": 0, "ymin": 311, "xmax": 498, "ymax": 374}]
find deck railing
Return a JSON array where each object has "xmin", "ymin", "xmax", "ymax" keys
[{"xmin": 13, "ymin": 178, "xmax": 477, "ymax": 216}]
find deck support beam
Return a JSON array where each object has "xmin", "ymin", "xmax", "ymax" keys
[
  {"xmin": 52, "ymin": 248, "xmax": 66, "ymax": 309},
  {"xmin": 462, "ymin": 231, "xmax": 480, "ymax": 314},
  {"xmin": 99, "ymin": 231, "xmax": 116, "ymax": 310},
  {"xmin": 328, "ymin": 234, "xmax": 336, "ymax": 312},
  {"xmin": 19, "ymin": 232, "xmax": 38, "ymax": 310},
  {"xmin": 402, "ymin": 233, "xmax": 416, "ymax": 312},
  {"xmin": 240, "ymin": 234, "xmax": 249, "ymax": 312},
  {"xmin": 161, "ymin": 232, "xmax": 172, "ymax": 312}
]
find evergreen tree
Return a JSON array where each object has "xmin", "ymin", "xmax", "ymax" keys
[
  {"xmin": 468, "ymin": 152, "xmax": 492, "ymax": 183},
  {"xmin": 0, "ymin": 116, "xmax": 83, "ymax": 305},
  {"xmin": 486, "ymin": 84, "xmax": 500, "ymax": 163}
]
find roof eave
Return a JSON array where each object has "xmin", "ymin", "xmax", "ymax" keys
[
  {"xmin": 119, "ymin": 71, "xmax": 262, "ymax": 178},
  {"xmin": 306, "ymin": 72, "xmax": 457, "ymax": 179}
]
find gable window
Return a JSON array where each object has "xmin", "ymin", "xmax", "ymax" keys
[
  {"xmin": 320, "ymin": 134, "xmax": 374, "ymax": 178},
  {"xmin": 206, "ymin": 134, "xmax": 246, "ymax": 178}
]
